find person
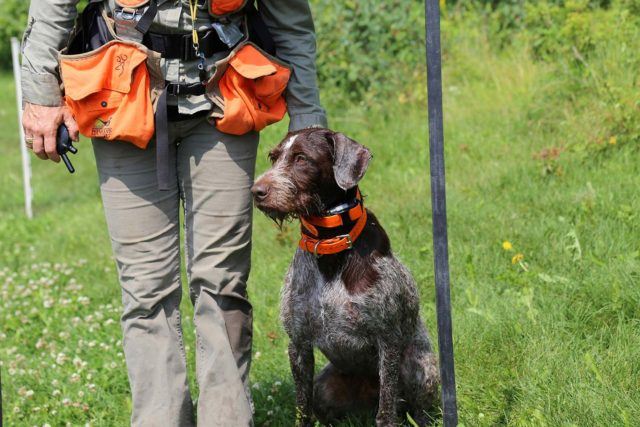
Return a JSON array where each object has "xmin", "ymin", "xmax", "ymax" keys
[{"xmin": 20, "ymin": 0, "xmax": 327, "ymax": 425}]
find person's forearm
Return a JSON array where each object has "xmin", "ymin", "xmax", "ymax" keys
[
  {"xmin": 21, "ymin": 0, "xmax": 80, "ymax": 106},
  {"xmin": 258, "ymin": 0, "xmax": 328, "ymax": 131}
]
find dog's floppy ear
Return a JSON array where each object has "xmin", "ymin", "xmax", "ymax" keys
[{"xmin": 330, "ymin": 132, "xmax": 372, "ymax": 190}]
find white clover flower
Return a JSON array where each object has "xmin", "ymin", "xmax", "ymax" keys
[
  {"xmin": 254, "ymin": 351, "xmax": 261, "ymax": 360},
  {"xmin": 70, "ymin": 373, "xmax": 81, "ymax": 383},
  {"xmin": 56, "ymin": 353, "xmax": 68, "ymax": 365},
  {"xmin": 35, "ymin": 338, "xmax": 46, "ymax": 350},
  {"xmin": 73, "ymin": 357, "xmax": 84, "ymax": 368},
  {"xmin": 52, "ymin": 390, "xmax": 61, "ymax": 397},
  {"xmin": 274, "ymin": 381, "xmax": 282, "ymax": 387},
  {"xmin": 252, "ymin": 383, "xmax": 260, "ymax": 390}
]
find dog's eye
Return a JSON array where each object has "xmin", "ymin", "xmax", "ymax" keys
[{"xmin": 294, "ymin": 154, "xmax": 308, "ymax": 164}]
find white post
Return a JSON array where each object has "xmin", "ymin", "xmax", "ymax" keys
[{"xmin": 11, "ymin": 37, "xmax": 33, "ymax": 220}]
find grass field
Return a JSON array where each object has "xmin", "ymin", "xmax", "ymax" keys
[{"xmin": 1, "ymin": 18, "xmax": 640, "ymax": 426}]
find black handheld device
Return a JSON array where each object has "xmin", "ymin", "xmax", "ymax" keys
[{"xmin": 56, "ymin": 124, "xmax": 78, "ymax": 174}]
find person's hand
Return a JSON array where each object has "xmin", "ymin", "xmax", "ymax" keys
[{"xmin": 22, "ymin": 103, "xmax": 79, "ymax": 162}]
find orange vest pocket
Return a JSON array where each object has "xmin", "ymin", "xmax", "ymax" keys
[
  {"xmin": 60, "ymin": 40, "xmax": 154, "ymax": 149},
  {"xmin": 115, "ymin": 0, "xmax": 149, "ymax": 7},
  {"xmin": 214, "ymin": 43, "xmax": 291, "ymax": 136},
  {"xmin": 209, "ymin": 0, "xmax": 248, "ymax": 17}
]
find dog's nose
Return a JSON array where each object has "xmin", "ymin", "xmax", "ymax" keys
[{"xmin": 251, "ymin": 182, "xmax": 269, "ymax": 201}]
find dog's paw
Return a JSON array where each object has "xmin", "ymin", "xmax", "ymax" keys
[{"xmin": 295, "ymin": 407, "xmax": 314, "ymax": 427}]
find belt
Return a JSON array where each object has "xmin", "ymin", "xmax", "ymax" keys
[{"xmin": 143, "ymin": 29, "xmax": 228, "ymax": 61}]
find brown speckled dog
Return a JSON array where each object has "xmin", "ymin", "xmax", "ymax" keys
[{"xmin": 251, "ymin": 128, "xmax": 440, "ymax": 426}]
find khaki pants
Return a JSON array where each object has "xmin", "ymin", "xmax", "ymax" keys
[{"xmin": 92, "ymin": 117, "xmax": 258, "ymax": 427}]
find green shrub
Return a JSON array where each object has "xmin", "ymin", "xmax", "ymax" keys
[
  {"xmin": 0, "ymin": 0, "xmax": 30, "ymax": 67},
  {"xmin": 311, "ymin": 0, "xmax": 425, "ymax": 105}
]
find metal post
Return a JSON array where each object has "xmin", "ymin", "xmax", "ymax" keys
[
  {"xmin": 424, "ymin": 1, "xmax": 458, "ymax": 425},
  {"xmin": 11, "ymin": 37, "xmax": 33, "ymax": 220}
]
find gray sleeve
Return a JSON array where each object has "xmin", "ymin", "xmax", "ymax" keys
[
  {"xmin": 21, "ymin": 0, "xmax": 80, "ymax": 106},
  {"xmin": 257, "ymin": 0, "xmax": 328, "ymax": 131}
]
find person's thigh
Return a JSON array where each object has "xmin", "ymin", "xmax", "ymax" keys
[
  {"xmin": 92, "ymin": 138, "xmax": 182, "ymax": 314},
  {"xmin": 178, "ymin": 120, "xmax": 258, "ymax": 299}
]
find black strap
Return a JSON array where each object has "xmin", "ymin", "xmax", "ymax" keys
[
  {"xmin": 135, "ymin": 0, "xmax": 158, "ymax": 35},
  {"xmin": 425, "ymin": 0, "xmax": 458, "ymax": 426},
  {"xmin": 144, "ymin": 29, "xmax": 227, "ymax": 61},
  {"xmin": 155, "ymin": 89, "xmax": 170, "ymax": 191},
  {"xmin": 154, "ymin": 82, "xmax": 207, "ymax": 190},
  {"xmin": 246, "ymin": 2, "xmax": 275, "ymax": 55},
  {"xmin": 165, "ymin": 82, "xmax": 206, "ymax": 96}
]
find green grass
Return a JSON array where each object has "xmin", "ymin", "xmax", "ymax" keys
[{"xmin": 1, "ymin": 21, "xmax": 639, "ymax": 426}]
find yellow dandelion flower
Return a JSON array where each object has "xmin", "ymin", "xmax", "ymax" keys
[
  {"xmin": 502, "ymin": 241, "xmax": 513, "ymax": 251},
  {"xmin": 512, "ymin": 253, "xmax": 524, "ymax": 264},
  {"xmin": 609, "ymin": 136, "xmax": 617, "ymax": 145}
]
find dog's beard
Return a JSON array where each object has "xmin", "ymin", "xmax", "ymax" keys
[
  {"xmin": 263, "ymin": 209, "xmax": 294, "ymax": 230},
  {"xmin": 257, "ymin": 192, "xmax": 325, "ymax": 230}
]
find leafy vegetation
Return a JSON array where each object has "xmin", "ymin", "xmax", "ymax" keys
[{"xmin": 1, "ymin": 1, "xmax": 640, "ymax": 426}]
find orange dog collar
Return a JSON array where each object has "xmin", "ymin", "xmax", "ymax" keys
[{"xmin": 299, "ymin": 189, "xmax": 367, "ymax": 256}]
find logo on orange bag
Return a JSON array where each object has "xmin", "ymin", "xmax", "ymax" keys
[
  {"xmin": 115, "ymin": 54, "xmax": 128, "ymax": 77},
  {"xmin": 92, "ymin": 117, "xmax": 113, "ymax": 138}
]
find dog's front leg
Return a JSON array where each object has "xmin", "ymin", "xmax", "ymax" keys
[
  {"xmin": 288, "ymin": 340, "xmax": 315, "ymax": 426},
  {"xmin": 376, "ymin": 341, "xmax": 401, "ymax": 426}
]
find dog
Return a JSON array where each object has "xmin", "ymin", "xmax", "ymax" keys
[{"xmin": 251, "ymin": 128, "xmax": 440, "ymax": 426}]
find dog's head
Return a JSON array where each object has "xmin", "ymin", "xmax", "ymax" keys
[{"xmin": 251, "ymin": 128, "xmax": 372, "ymax": 222}]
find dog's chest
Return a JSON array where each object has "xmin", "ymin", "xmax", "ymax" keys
[{"xmin": 285, "ymin": 263, "xmax": 377, "ymax": 368}]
